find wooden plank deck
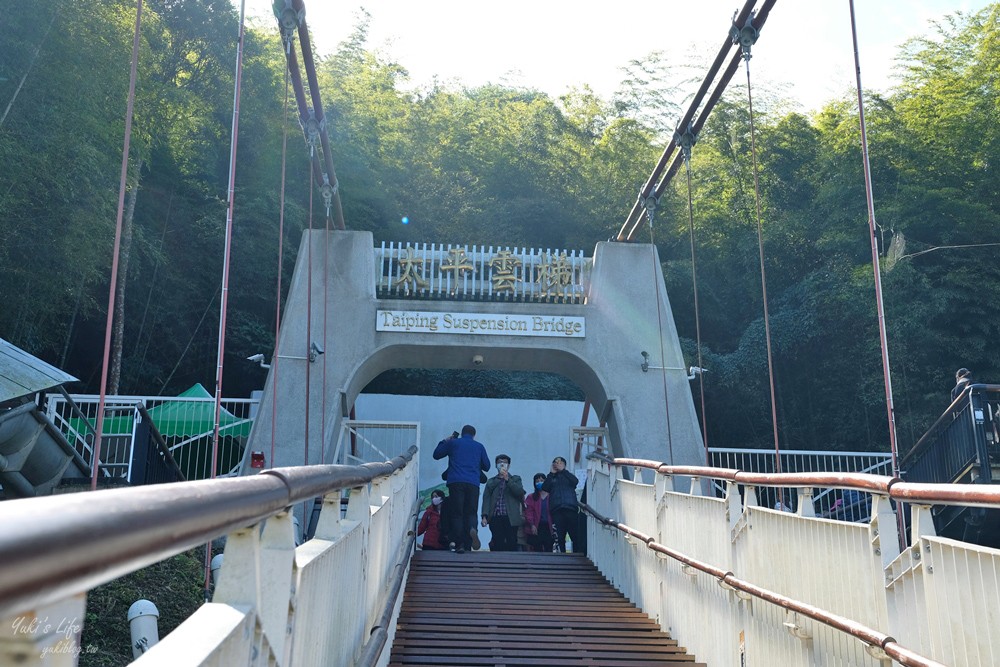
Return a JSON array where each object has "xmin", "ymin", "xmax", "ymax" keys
[{"xmin": 389, "ymin": 550, "xmax": 705, "ymax": 666}]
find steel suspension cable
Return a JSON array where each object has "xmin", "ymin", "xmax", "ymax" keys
[
  {"xmin": 301, "ymin": 169, "xmax": 315, "ymax": 527},
  {"xmin": 617, "ymin": 0, "xmax": 760, "ymax": 241},
  {"xmin": 305, "ymin": 167, "xmax": 313, "ymax": 470},
  {"xmin": 848, "ymin": 0, "xmax": 904, "ymax": 547},
  {"xmin": 321, "ymin": 209, "xmax": 329, "ymax": 463},
  {"xmin": 92, "ymin": 0, "xmax": 143, "ymax": 490},
  {"xmin": 683, "ymin": 157, "xmax": 710, "ymax": 465},
  {"xmin": 619, "ymin": 0, "xmax": 777, "ymax": 242},
  {"xmin": 271, "ymin": 66, "xmax": 291, "ymax": 469},
  {"xmin": 295, "ymin": 10, "xmax": 345, "ymax": 230},
  {"xmin": 205, "ymin": 0, "xmax": 248, "ymax": 596},
  {"xmin": 743, "ymin": 58, "xmax": 782, "ymax": 473},
  {"xmin": 647, "ymin": 219, "xmax": 676, "ymax": 465}
]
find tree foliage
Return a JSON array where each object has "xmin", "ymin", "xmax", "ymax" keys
[{"xmin": 1, "ymin": 1, "xmax": 998, "ymax": 457}]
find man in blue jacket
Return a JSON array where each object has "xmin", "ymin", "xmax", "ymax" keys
[{"xmin": 433, "ymin": 425, "xmax": 490, "ymax": 553}]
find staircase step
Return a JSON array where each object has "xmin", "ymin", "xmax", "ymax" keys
[{"xmin": 390, "ymin": 551, "xmax": 704, "ymax": 666}]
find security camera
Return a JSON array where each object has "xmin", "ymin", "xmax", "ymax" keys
[
  {"xmin": 687, "ymin": 366, "xmax": 708, "ymax": 381},
  {"xmin": 472, "ymin": 354, "xmax": 484, "ymax": 366},
  {"xmin": 308, "ymin": 342, "xmax": 324, "ymax": 363},
  {"xmin": 246, "ymin": 353, "xmax": 270, "ymax": 369}
]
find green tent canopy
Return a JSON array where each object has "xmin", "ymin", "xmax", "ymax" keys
[{"xmin": 67, "ymin": 384, "xmax": 252, "ymax": 440}]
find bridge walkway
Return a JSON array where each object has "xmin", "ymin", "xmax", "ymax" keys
[{"xmin": 390, "ymin": 550, "xmax": 703, "ymax": 666}]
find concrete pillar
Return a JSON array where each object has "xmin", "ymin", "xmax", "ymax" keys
[{"xmin": 243, "ymin": 231, "xmax": 703, "ymax": 483}]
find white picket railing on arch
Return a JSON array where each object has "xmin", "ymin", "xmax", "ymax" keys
[{"xmin": 331, "ymin": 420, "xmax": 422, "ymax": 466}]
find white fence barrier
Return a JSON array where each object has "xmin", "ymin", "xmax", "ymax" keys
[
  {"xmin": 586, "ymin": 459, "xmax": 1000, "ymax": 667},
  {"xmin": 0, "ymin": 449, "xmax": 419, "ymax": 667},
  {"xmin": 709, "ymin": 447, "xmax": 895, "ymax": 520},
  {"xmin": 46, "ymin": 393, "xmax": 258, "ymax": 481},
  {"xmin": 331, "ymin": 420, "xmax": 421, "ymax": 465}
]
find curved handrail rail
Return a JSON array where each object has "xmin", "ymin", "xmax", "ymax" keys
[
  {"xmin": 580, "ymin": 501, "xmax": 946, "ymax": 667},
  {"xmin": 136, "ymin": 403, "xmax": 186, "ymax": 482},
  {"xmin": 602, "ymin": 455, "xmax": 1000, "ymax": 508},
  {"xmin": 0, "ymin": 446, "xmax": 417, "ymax": 619},
  {"xmin": 901, "ymin": 383, "xmax": 1000, "ymax": 466}
]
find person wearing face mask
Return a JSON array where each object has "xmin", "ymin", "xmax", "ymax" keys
[
  {"xmin": 524, "ymin": 473, "xmax": 554, "ymax": 553},
  {"xmin": 480, "ymin": 454, "xmax": 525, "ymax": 551},
  {"xmin": 543, "ymin": 456, "xmax": 580, "ymax": 553},
  {"xmin": 417, "ymin": 489, "xmax": 448, "ymax": 550}
]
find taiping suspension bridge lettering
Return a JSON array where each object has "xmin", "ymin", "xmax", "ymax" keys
[{"xmin": 376, "ymin": 310, "xmax": 586, "ymax": 337}]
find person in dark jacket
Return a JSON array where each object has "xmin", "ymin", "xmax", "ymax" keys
[
  {"xmin": 952, "ymin": 368, "xmax": 972, "ymax": 402},
  {"xmin": 542, "ymin": 456, "xmax": 579, "ymax": 553},
  {"xmin": 417, "ymin": 489, "xmax": 447, "ymax": 550},
  {"xmin": 433, "ymin": 425, "xmax": 490, "ymax": 553},
  {"xmin": 481, "ymin": 454, "xmax": 525, "ymax": 551}
]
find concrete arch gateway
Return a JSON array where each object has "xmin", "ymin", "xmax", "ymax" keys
[{"xmin": 243, "ymin": 230, "xmax": 703, "ymax": 475}]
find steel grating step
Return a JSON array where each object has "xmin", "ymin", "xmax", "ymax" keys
[{"xmin": 389, "ymin": 550, "xmax": 705, "ymax": 667}]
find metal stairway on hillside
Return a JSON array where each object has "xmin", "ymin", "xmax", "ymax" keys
[
  {"xmin": 901, "ymin": 383, "xmax": 1000, "ymax": 547},
  {"xmin": 0, "ymin": 337, "xmax": 88, "ymax": 498},
  {"xmin": 391, "ymin": 550, "xmax": 704, "ymax": 666},
  {"xmin": 0, "ymin": 399, "xmax": 89, "ymax": 497}
]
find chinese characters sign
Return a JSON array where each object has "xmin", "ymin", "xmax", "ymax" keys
[{"xmin": 377, "ymin": 242, "xmax": 590, "ymax": 303}]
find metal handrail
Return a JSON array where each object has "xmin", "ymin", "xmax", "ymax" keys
[
  {"xmin": 135, "ymin": 404, "xmax": 186, "ymax": 483},
  {"xmin": 605, "ymin": 455, "xmax": 1000, "ymax": 508},
  {"xmin": 902, "ymin": 383, "xmax": 1000, "ymax": 466},
  {"xmin": 54, "ymin": 386, "xmax": 111, "ymax": 476},
  {"xmin": 0, "ymin": 446, "xmax": 417, "ymax": 619},
  {"xmin": 579, "ymin": 501, "xmax": 946, "ymax": 667}
]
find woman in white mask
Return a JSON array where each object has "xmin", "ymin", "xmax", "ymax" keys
[{"xmin": 417, "ymin": 489, "xmax": 448, "ymax": 550}]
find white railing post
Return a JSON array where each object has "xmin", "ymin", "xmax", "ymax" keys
[
  {"xmin": 365, "ymin": 476, "xmax": 391, "ymax": 631},
  {"xmin": 725, "ymin": 481, "xmax": 742, "ymax": 534},
  {"xmin": 311, "ymin": 491, "xmax": 346, "ymax": 540},
  {"xmin": 871, "ymin": 494, "xmax": 901, "ymax": 568},
  {"xmin": 260, "ymin": 511, "xmax": 296, "ymax": 664},
  {"xmin": 688, "ymin": 476, "xmax": 701, "ymax": 497},
  {"xmin": 797, "ymin": 488, "xmax": 816, "ymax": 518},
  {"xmin": 346, "ymin": 482, "xmax": 373, "ymax": 663},
  {"xmin": 211, "ymin": 517, "xmax": 292, "ymax": 664},
  {"xmin": 123, "ymin": 407, "xmax": 136, "ymax": 484},
  {"xmin": 910, "ymin": 503, "xmax": 937, "ymax": 544}
]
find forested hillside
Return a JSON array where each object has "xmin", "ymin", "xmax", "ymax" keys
[{"xmin": 1, "ymin": 1, "xmax": 998, "ymax": 454}]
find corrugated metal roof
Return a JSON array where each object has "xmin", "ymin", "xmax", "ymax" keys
[{"xmin": 0, "ymin": 338, "xmax": 78, "ymax": 403}]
